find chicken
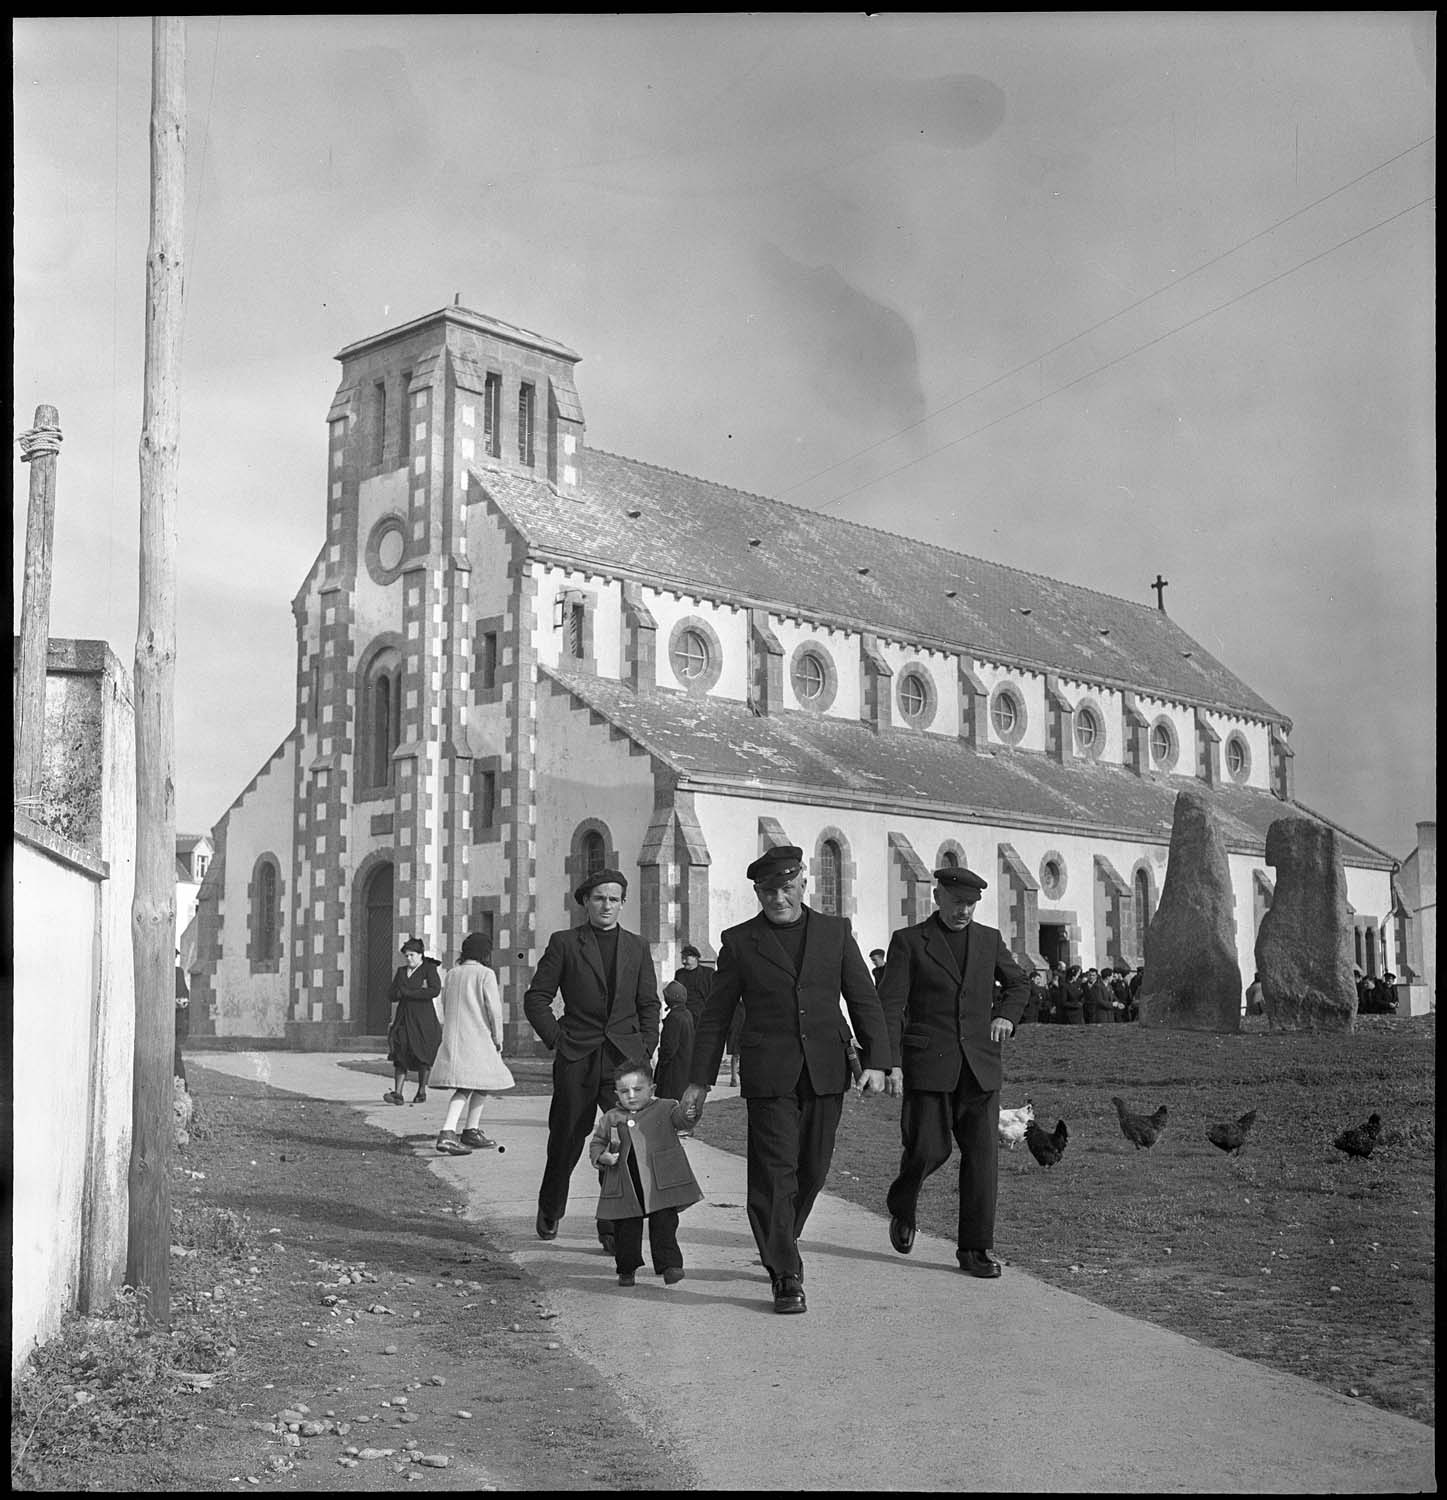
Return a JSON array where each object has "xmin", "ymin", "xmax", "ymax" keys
[
  {"xmin": 1334, "ymin": 1112, "xmax": 1383, "ymax": 1159},
  {"xmin": 1025, "ymin": 1117, "xmax": 1068, "ymax": 1167},
  {"xmin": 1112, "ymin": 1096, "xmax": 1168, "ymax": 1150},
  {"xmin": 1207, "ymin": 1109, "xmax": 1257, "ymax": 1156},
  {"xmin": 997, "ymin": 1099, "xmax": 1035, "ymax": 1149}
]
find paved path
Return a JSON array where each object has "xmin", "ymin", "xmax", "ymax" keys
[{"xmin": 196, "ymin": 1052, "xmax": 1435, "ymax": 1493}]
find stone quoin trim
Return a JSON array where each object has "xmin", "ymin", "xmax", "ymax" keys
[
  {"xmin": 1092, "ymin": 854, "xmax": 1132, "ymax": 966},
  {"xmin": 887, "ymin": 831, "xmax": 933, "ymax": 928}
]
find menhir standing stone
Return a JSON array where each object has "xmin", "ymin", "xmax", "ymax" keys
[
  {"xmin": 1138, "ymin": 790, "xmax": 1242, "ymax": 1032},
  {"xmin": 1254, "ymin": 817, "xmax": 1356, "ymax": 1032}
]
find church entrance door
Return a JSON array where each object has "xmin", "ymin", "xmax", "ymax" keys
[{"xmin": 362, "ymin": 863, "xmax": 395, "ymax": 1033}]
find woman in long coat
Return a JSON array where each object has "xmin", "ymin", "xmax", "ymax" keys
[
  {"xmin": 431, "ymin": 932, "xmax": 515, "ymax": 1154},
  {"xmin": 386, "ymin": 937, "xmax": 443, "ymax": 1104}
]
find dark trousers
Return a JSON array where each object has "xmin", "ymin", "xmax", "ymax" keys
[
  {"xmin": 745, "ymin": 1072, "xmax": 844, "ymax": 1280},
  {"xmin": 886, "ymin": 1060, "xmax": 1000, "ymax": 1252},
  {"xmin": 539, "ymin": 1044, "xmax": 624, "ymax": 1228},
  {"xmin": 613, "ymin": 1209, "xmax": 682, "ymax": 1275}
]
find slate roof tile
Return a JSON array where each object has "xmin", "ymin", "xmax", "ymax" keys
[
  {"xmin": 542, "ymin": 665, "xmax": 1388, "ymax": 866},
  {"xmin": 473, "ymin": 450, "xmax": 1282, "ymax": 720}
]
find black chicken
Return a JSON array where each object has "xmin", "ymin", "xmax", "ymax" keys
[
  {"xmin": 1025, "ymin": 1117, "xmax": 1068, "ymax": 1167},
  {"xmin": 1112, "ymin": 1096, "xmax": 1168, "ymax": 1150},
  {"xmin": 1334, "ymin": 1112, "xmax": 1383, "ymax": 1159},
  {"xmin": 1207, "ymin": 1108, "xmax": 1257, "ymax": 1156}
]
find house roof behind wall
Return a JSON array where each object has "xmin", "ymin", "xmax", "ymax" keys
[
  {"xmin": 542, "ymin": 665, "xmax": 1391, "ymax": 868},
  {"xmin": 473, "ymin": 452, "xmax": 1283, "ymax": 722}
]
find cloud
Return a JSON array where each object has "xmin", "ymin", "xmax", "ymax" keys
[{"xmin": 755, "ymin": 243, "xmax": 926, "ymax": 433}]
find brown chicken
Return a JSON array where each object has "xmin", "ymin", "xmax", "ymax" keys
[
  {"xmin": 1333, "ymin": 1112, "xmax": 1382, "ymax": 1159},
  {"xmin": 1025, "ymin": 1117, "xmax": 1068, "ymax": 1167},
  {"xmin": 1112, "ymin": 1096, "xmax": 1168, "ymax": 1150},
  {"xmin": 1207, "ymin": 1108, "xmax": 1257, "ymax": 1156}
]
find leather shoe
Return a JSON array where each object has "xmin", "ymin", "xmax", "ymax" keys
[
  {"xmin": 888, "ymin": 1215, "xmax": 915, "ymax": 1255},
  {"xmin": 772, "ymin": 1274, "xmax": 807, "ymax": 1315},
  {"xmin": 535, "ymin": 1210, "xmax": 559, "ymax": 1241},
  {"xmin": 957, "ymin": 1249, "xmax": 1002, "ymax": 1278}
]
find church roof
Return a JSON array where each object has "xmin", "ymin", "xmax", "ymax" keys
[
  {"xmin": 473, "ymin": 451, "xmax": 1283, "ymax": 722},
  {"xmin": 542, "ymin": 665, "xmax": 1390, "ymax": 867}
]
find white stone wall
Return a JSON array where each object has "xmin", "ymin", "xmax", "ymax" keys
[
  {"xmin": 877, "ymin": 640, "xmax": 960, "ymax": 736},
  {"xmin": 532, "ymin": 682, "xmax": 657, "ymax": 937},
  {"xmin": 1059, "ymin": 678, "xmax": 1125, "ymax": 765},
  {"xmin": 1135, "ymin": 691, "xmax": 1199, "ymax": 780},
  {"xmin": 646, "ymin": 590, "xmax": 750, "ymax": 701},
  {"xmin": 11, "ymin": 840, "xmax": 103, "ymax": 1374},
  {"xmin": 534, "ymin": 564, "xmax": 623, "ymax": 677},
  {"xmin": 771, "ymin": 617, "xmax": 863, "ymax": 719},
  {"xmin": 211, "ymin": 739, "xmax": 297, "ymax": 1036},
  {"xmin": 1202, "ymin": 709, "xmax": 1272, "ymax": 792},
  {"xmin": 974, "ymin": 659, "xmax": 1049, "ymax": 753}
]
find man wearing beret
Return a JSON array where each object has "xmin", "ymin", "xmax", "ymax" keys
[
  {"xmin": 878, "ymin": 866, "xmax": 1031, "ymax": 1278},
  {"xmin": 524, "ymin": 869, "xmax": 660, "ymax": 1248},
  {"xmin": 681, "ymin": 846, "xmax": 895, "ymax": 1314}
]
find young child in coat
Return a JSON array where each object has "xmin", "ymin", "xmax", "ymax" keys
[{"xmin": 589, "ymin": 1058, "xmax": 702, "ymax": 1287}]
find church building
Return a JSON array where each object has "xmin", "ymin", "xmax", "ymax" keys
[{"xmin": 190, "ymin": 303, "xmax": 1400, "ymax": 1047}]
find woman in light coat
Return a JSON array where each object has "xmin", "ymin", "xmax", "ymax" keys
[{"xmin": 432, "ymin": 932, "xmax": 515, "ymax": 1155}]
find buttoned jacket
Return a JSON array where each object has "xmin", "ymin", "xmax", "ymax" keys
[
  {"xmin": 523, "ymin": 924, "xmax": 660, "ymax": 1062},
  {"xmin": 689, "ymin": 907, "xmax": 889, "ymax": 1099},
  {"xmin": 879, "ymin": 915, "xmax": 1030, "ymax": 1092}
]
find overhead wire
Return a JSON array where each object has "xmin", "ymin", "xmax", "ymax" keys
[
  {"xmin": 780, "ymin": 134, "xmax": 1436, "ymax": 503},
  {"xmin": 810, "ymin": 192, "xmax": 1434, "ymax": 515}
]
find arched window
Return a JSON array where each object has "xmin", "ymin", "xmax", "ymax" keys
[
  {"xmin": 942, "ymin": 849, "xmax": 960, "ymax": 868},
  {"xmin": 582, "ymin": 829, "xmax": 606, "ymax": 876},
  {"xmin": 1133, "ymin": 868, "xmax": 1151, "ymax": 955},
  {"xmin": 817, "ymin": 838, "xmax": 843, "ymax": 916},
  {"xmin": 357, "ymin": 640, "xmax": 404, "ymax": 797},
  {"xmin": 249, "ymin": 854, "xmax": 283, "ymax": 973},
  {"xmin": 566, "ymin": 819, "xmax": 616, "ymax": 924}
]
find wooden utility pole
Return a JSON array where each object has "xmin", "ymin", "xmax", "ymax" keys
[
  {"xmin": 127, "ymin": 14, "xmax": 185, "ymax": 1327},
  {"xmin": 14, "ymin": 405, "xmax": 63, "ymax": 813}
]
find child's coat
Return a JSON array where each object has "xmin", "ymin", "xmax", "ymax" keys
[{"xmin": 589, "ymin": 1097, "xmax": 702, "ymax": 1220}]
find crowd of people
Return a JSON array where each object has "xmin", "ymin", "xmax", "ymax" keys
[{"xmin": 358, "ymin": 858, "xmax": 1409, "ymax": 1321}]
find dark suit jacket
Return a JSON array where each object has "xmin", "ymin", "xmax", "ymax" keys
[
  {"xmin": 689, "ymin": 907, "xmax": 889, "ymax": 1099},
  {"xmin": 879, "ymin": 915, "xmax": 1030, "ymax": 1092},
  {"xmin": 523, "ymin": 924, "xmax": 660, "ymax": 1062}
]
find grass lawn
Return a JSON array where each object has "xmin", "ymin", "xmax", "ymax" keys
[{"xmin": 691, "ymin": 1012, "xmax": 1435, "ymax": 1426}]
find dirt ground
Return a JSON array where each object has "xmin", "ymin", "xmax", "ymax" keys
[{"xmin": 14, "ymin": 1063, "xmax": 684, "ymax": 1492}]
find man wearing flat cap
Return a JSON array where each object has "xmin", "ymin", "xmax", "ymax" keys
[
  {"xmin": 682, "ymin": 845, "xmax": 894, "ymax": 1315},
  {"xmin": 524, "ymin": 868, "xmax": 660, "ymax": 1247},
  {"xmin": 878, "ymin": 865, "xmax": 1031, "ymax": 1278}
]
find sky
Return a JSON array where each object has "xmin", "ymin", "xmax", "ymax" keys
[{"xmin": 12, "ymin": 14, "xmax": 1436, "ymax": 861}]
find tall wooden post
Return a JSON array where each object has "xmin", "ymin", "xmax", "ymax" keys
[
  {"xmin": 14, "ymin": 405, "xmax": 63, "ymax": 813},
  {"xmin": 127, "ymin": 14, "xmax": 185, "ymax": 1327}
]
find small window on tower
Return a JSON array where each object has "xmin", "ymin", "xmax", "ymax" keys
[
  {"xmin": 398, "ymin": 371, "xmax": 412, "ymax": 462},
  {"xmin": 372, "ymin": 380, "xmax": 387, "ymax": 467},
  {"xmin": 484, "ymin": 373, "xmax": 501, "ymax": 458},
  {"xmin": 565, "ymin": 601, "xmax": 585, "ymax": 659},
  {"xmin": 518, "ymin": 382, "xmax": 536, "ymax": 467}
]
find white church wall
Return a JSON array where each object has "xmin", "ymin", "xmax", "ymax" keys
[
  {"xmin": 533, "ymin": 683, "xmax": 656, "ymax": 936},
  {"xmin": 1135, "ymin": 691, "xmax": 1198, "ymax": 780},
  {"xmin": 534, "ymin": 564, "xmax": 624, "ymax": 678},
  {"xmin": 772, "ymin": 617, "xmax": 862, "ymax": 720},
  {"xmin": 466, "ymin": 504, "xmax": 516, "ymax": 619},
  {"xmin": 974, "ymin": 660, "xmax": 1048, "ymax": 753},
  {"xmin": 210, "ymin": 740, "xmax": 296, "ymax": 1037},
  {"xmin": 353, "ymin": 470, "xmax": 410, "ymax": 648},
  {"xmin": 645, "ymin": 590, "xmax": 750, "ymax": 701},
  {"xmin": 1060, "ymin": 679, "xmax": 1125, "ymax": 766},
  {"xmin": 878, "ymin": 641, "xmax": 960, "ymax": 736},
  {"xmin": 1202, "ymin": 709, "xmax": 1272, "ymax": 792}
]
